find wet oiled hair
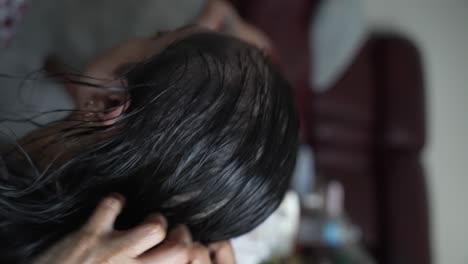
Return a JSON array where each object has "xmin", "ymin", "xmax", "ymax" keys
[{"xmin": 0, "ymin": 32, "xmax": 298, "ymax": 263}]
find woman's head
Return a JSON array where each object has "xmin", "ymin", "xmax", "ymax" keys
[{"xmin": 0, "ymin": 30, "xmax": 298, "ymax": 262}]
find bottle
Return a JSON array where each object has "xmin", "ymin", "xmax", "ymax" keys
[{"xmin": 295, "ymin": 181, "xmax": 375, "ymax": 264}]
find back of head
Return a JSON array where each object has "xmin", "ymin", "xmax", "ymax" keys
[{"xmin": 0, "ymin": 32, "xmax": 298, "ymax": 263}]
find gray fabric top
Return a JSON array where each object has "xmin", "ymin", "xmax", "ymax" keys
[{"xmin": 0, "ymin": 0, "xmax": 205, "ymax": 139}]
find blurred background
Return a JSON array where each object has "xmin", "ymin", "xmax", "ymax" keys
[
  {"xmin": 365, "ymin": 2, "xmax": 468, "ymax": 264},
  {"xmin": 0, "ymin": 0, "xmax": 467, "ymax": 263}
]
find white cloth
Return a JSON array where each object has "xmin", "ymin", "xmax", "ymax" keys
[
  {"xmin": 232, "ymin": 192, "xmax": 301, "ymax": 264},
  {"xmin": 0, "ymin": 0, "xmax": 205, "ymax": 138}
]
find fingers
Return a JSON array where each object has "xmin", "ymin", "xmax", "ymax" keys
[
  {"xmin": 81, "ymin": 197, "xmax": 220, "ymax": 264},
  {"xmin": 167, "ymin": 224, "xmax": 192, "ymax": 244},
  {"xmin": 190, "ymin": 243, "xmax": 211, "ymax": 264},
  {"xmin": 82, "ymin": 193, "xmax": 125, "ymax": 235},
  {"xmin": 196, "ymin": 0, "xmax": 237, "ymax": 31},
  {"xmin": 209, "ymin": 241, "xmax": 236, "ymax": 264},
  {"xmin": 116, "ymin": 213, "xmax": 168, "ymax": 257},
  {"xmin": 165, "ymin": 226, "xmax": 211, "ymax": 264},
  {"xmin": 138, "ymin": 225, "xmax": 193, "ymax": 264}
]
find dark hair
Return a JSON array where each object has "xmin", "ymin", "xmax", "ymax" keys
[{"xmin": 0, "ymin": 32, "xmax": 298, "ymax": 263}]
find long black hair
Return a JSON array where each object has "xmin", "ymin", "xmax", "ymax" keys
[{"xmin": 0, "ymin": 32, "xmax": 298, "ymax": 263}]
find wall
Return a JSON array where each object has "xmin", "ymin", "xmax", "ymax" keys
[{"xmin": 362, "ymin": 1, "xmax": 468, "ymax": 263}]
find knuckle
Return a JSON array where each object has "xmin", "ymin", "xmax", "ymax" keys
[
  {"xmin": 193, "ymin": 242, "xmax": 206, "ymax": 250},
  {"xmin": 77, "ymin": 230, "xmax": 99, "ymax": 244},
  {"xmin": 65, "ymin": 232, "xmax": 99, "ymax": 260},
  {"xmin": 143, "ymin": 222, "xmax": 166, "ymax": 239},
  {"xmin": 172, "ymin": 243, "xmax": 190, "ymax": 255},
  {"xmin": 192, "ymin": 243, "xmax": 210, "ymax": 258},
  {"xmin": 159, "ymin": 241, "xmax": 191, "ymax": 262},
  {"xmin": 177, "ymin": 246, "xmax": 191, "ymax": 261}
]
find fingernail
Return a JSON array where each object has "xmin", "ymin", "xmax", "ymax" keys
[
  {"xmin": 145, "ymin": 213, "xmax": 168, "ymax": 229},
  {"xmin": 105, "ymin": 193, "xmax": 125, "ymax": 207},
  {"xmin": 108, "ymin": 193, "xmax": 125, "ymax": 202}
]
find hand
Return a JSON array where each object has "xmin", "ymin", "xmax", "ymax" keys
[
  {"xmin": 208, "ymin": 241, "xmax": 236, "ymax": 264},
  {"xmin": 32, "ymin": 194, "xmax": 236, "ymax": 264},
  {"xmin": 195, "ymin": 0, "xmax": 273, "ymax": 55}
]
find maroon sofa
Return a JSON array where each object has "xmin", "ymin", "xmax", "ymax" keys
[{"xmin": 230, "ymin": 1, "xmax": 432, "ymax": 263}]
